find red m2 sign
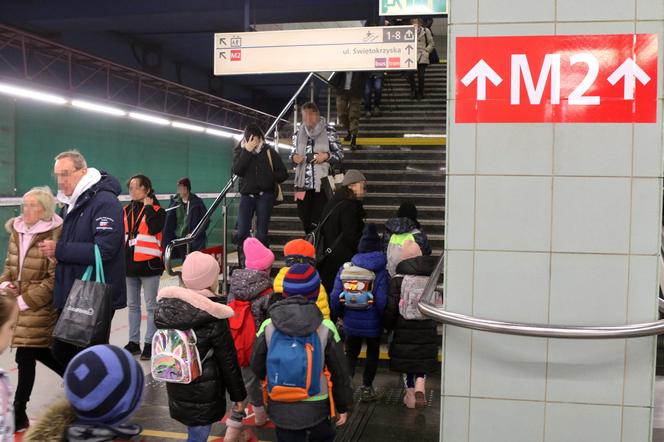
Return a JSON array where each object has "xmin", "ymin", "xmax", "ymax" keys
[{"xmin": 455, "ymin": 34, "xmax": 658, "ymax": 123}]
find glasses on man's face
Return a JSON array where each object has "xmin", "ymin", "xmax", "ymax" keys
[{"xmin": 52, "ymin": 170, "xmax": 78, "ymax": 180}]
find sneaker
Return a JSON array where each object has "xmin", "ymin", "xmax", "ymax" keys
[
  {"xmin": 140, "ymin": 344, "xmax": 152, "ymax": 361},
  {"xmin": 359, "ymin": 386, "xmax": 378, "ymax": 402},
  {"xmin": 372, "ymin": 106, "xmax": 382, "ymax": 117},
  {"xmin": 364, "ymin": 110, "xmax": 372, "ymax": 118},
  {"xmin": 124, "ymin": 342, "xmax": 141, "ymax": 355}
]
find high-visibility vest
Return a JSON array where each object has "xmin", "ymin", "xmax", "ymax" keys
[{"xmin": 124, "ymin": 204, "xmax": 163, "ymax": 262}]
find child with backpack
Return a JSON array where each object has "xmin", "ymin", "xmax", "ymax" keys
[
  {"xmin": 153, "ymin": 251, "xmax": 247, "ymax": 442},
  {"xmin": 381, "ymin": 240, "xmax": 439, "ymax": 409},
  {"xmin": 251, "ymin": 264, "xmax": 353, "ymax": 442},
  {"xmin": 226, "ymin": 237, "xmax": 274, "ymax": 433},
  {"xmin": 383, "ymin": 202, "xmax": 432, "ymax": 276},
  {"xmin": 329, "ymin": 224, "xmax": 389, "ymax": 402},
  {"xmin": 272, "ymin": 238, "xmax": 330, "ymax": 319}
]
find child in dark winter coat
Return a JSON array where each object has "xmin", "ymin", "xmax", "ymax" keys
[
  {"xmin": 381, "ymin": 240, "xmax": 439, "ymax": 409},
  {"xmin": 251, "ymin": 264, "xmax": 353, "ymax": 442},
  {"xmin": 155, "ymin": 251, "xmax": 247, "ymax": 442},
  {"xmin": 226, "ymin": 237, "xmax": 274, "ymax": 435},
  {"xmin": 383, "ymin": 202, "xmax": 432, "ymax": 276},
  {"xmin": 330, "ymin": 224, "xmax": 388, "ymax": 402}
]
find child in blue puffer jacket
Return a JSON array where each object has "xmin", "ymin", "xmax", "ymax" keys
[{"xmin": 330, "ymin": 223, "xmax": 388, "ymax": 402}]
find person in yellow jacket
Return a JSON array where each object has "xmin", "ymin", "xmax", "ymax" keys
[{"xmin": 272, "ymin": 239, "xmax": 330, "ymax": 320}]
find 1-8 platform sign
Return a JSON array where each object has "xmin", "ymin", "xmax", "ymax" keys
[{"xmin": 455, "ymin": 34, "xmax": 658, "ymax": 123}]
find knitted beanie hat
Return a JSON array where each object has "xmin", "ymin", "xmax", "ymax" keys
[
  {"xmin": 400, "ymin": 239, "xmax": 422, "ymax": 261},
  {"xmin": 283, "ymin": 263, "xmax": 320, "ymax": 301},
  {"xmin": 398, "ymin": 202, "xmax": 418, "ymax": 224},
  {"xmin": 283, "ymin": 239, "xmax": 316, "ymax": 259},
  {"xmin": 182, "ymin": 251, "xmax": 219, "ymax": 290},
  {"xmin": 243, "ymin": 237, "xmax": 275, "ymax": 271},
  {"xmin": 64, "ymin": 345, "xmax": 144, "ymax": 426},
  {"xmin": 357, "ymin": 223, "xmax": 382, "ymax": 253}
]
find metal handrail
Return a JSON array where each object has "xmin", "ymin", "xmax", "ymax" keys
[
  {"xmin": 164, "ymin": 71, "xmax": 336, "ymax": 293},
  {"xmin": 418, "ymin": 254, "xmax": 664, "ymax": 339}
]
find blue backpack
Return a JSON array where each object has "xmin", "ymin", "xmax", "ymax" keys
[{"xmin": 266, "ymin": 329, "xmax": 324, "ymax": 402}]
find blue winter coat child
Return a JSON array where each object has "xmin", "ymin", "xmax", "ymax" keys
[{"xmin": 330, "ymin": 225, "xmax": 389, "ymax": 338}]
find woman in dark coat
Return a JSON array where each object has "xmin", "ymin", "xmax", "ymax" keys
[
  {"xmin": 382, "ymin": 252, "xmax": 439, "ymax": 408},
  {"xmin": 316, "ymin": 170, "xmax": 367, "ymax": 296}
]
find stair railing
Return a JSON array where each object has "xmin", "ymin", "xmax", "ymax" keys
[
  {"xmin": 418, "ymin": 254, "xmax": 664, "ymax": 338},
  {"xmin": 164, "ymin": 71, "xmax": 336, "ymax": 295}
]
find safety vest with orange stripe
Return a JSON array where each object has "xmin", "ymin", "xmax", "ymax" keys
[{"xmin": 124, "ymin": 204, "xmax": 163, "ymax": 262}]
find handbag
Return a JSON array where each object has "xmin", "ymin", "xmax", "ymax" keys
[
  {"xmin": 52, "ymin": 244, "xmax": 113, "ymax": 347},
  {"xmin": 424, "ymin": 29, "xmax": 440, "ymax": 64},
  {"xmin": 305, "ymin": 201, "xmax": 345, "ymax": 264},
  {"xmin": 267, "ymin": 149, "xmax": 284, "ymax": 206}
]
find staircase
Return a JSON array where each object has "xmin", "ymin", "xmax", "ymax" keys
[{"xmin": 267, "ymin": 62, "xmax": 447, "ymax": 266}]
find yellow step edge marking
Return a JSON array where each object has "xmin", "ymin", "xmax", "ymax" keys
[
  {"xmin": 358, "ymin": 350, "xmax": 443, "ymax": 362},
  {"xmin": 341, "ymin": 137, "xmax": 446, "ymax": 146},
  {"xmin": 141, "ymin": 429, "xmax": 269, "ymax": 441}
]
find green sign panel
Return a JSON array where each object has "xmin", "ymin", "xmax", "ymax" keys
[{"xmin": 380, "ymin": 0, "xmax": 447, "ymax": 16}]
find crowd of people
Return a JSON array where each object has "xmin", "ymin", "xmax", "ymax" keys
[{"xmin": 0, "ymin": 101, "xmax": 439, "ymax": 441}]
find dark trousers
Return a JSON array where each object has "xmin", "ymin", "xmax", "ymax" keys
[
  {"xmin": 14, "ymin": 347, "xmax": 64, "ymax": 405},
  {"xmin": 275, "ymin": 419, "xmax": 336, "ymax": 442},
  {"xmin": 236, "ymin": 192, "xmax": 276, "ymax": 247},
  {"xmin": 296, "ymin": 190, "xmax": 328, "ymax": 234},
  {"xmin": 364, "ymin": 75, "xmax": 383, "ymax": 111},
  {"xmin": 408, "ymin": 63, "xmax": 428, "ymax": 95},
  {"xmin": 345, "ymin": 335, "xmax": 380, "ymax": 387}
]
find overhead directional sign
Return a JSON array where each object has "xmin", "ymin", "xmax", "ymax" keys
[
  {"xmin": 214, "ymin": 26, "xmax": 417, "ymax": 76},
  {"xmin": 455, "ymin": 34, "xmax": 658, "ymax": 123},
  {"xmin": 380, "ymin": 0, "xmax": 447, "ymax": 16}
]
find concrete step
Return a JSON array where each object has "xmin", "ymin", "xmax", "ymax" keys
[
  {"xmin": 342, "ymin": 158, "xmax": 445, "ymax": 171},
  {"xmin": 271, "ymin": 203, "xmax": 445, "ymax": 220}
]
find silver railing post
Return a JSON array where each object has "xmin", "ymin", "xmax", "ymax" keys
[
  {"xmin": 222, "ymin": 203, "xmax": 228, "ymax": 296},
  {"xmin": 326, "ymin": 85, "xmax": 331, "ymax": 123}
]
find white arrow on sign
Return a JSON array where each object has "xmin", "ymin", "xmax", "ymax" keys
[
  {"xmin": 607, "ymin": 58, "xmax": 651, "ymax": 100},
  {"xmin": 461, "ymin": 59, "xmax": 503, "ymax": 101}
]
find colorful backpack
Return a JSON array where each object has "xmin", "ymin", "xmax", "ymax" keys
[
  {"xmin": 386, "ymin": 232, "xmax": 417, "ymax": 277},
  {"xmin": 151, "ymin": 329, "xmax": 203, "ymax": 384},
  {"xmin": 339, "ymin": 263, "xmax": 375, "ymax": 310},
  {"xmin": 398, "ymin": 274, "xmax": 442, "ymax": 320},
  {"xmin": 265, "ymin": 328, "xmax": 324, "ymax": 402},
  {"xmin": 228, "ymin": 299, "xmax": 257, "ymax": 367}
]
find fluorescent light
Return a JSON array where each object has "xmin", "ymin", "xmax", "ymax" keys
[
  {"xmin": 172, "ymin": 121, "xmax": 205, "ymax": 132},
  {"xmin": 0, "ymin": 83, "xmax": 67, "ymax": 105},
  {"xmin": 205, "ymin": 128, "xmax": 237, "ymax": 138},
  {"xmin": 129, "ymin": 112, "xmax": 170, "ymax": 125},
  {"xmin": 404, "ymin": 133, "xmax": 446, "ymax": 138},
  {"xmin": 72, "ymin": 100, "xmax": 125, "ymax": 116}
]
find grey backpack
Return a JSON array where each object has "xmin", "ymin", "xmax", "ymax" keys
[{"xmin": 398, "ymin": 274, "xmax": 441, "ymax": 320}]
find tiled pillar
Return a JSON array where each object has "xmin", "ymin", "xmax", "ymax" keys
[{"xmin": 443, "ymin": 1, "xmax": 664, "ymax": 441}]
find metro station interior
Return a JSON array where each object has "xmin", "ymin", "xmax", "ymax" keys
[{"xmin": 0, "ymin": 1, "xmax": 662, "ymax": 441}]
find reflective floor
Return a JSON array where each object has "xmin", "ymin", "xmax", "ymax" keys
[{"xmin": 2, "ymin": 275, "xmax": 441, "ymax": 441}]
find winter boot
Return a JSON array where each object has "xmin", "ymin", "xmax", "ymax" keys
[
  {"xmin": 403, "ymin": 388, "xmax": 416, "ymax": 409},
  {"xmin": 253, "ymin": 405, "xmax": 268, "ymax": 426},
  {"xmin": 415, "ymin": 377, "xmax": 427, "ymax": 408}
]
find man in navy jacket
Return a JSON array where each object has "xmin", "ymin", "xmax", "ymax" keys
[{"xmin": 39, "ymin": 150, "xmax": 126, "ymax": 366}]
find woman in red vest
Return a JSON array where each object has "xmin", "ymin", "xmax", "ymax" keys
[{"xmin": 123, "ymin": 174, "xmax": 165, "ymax": 360}]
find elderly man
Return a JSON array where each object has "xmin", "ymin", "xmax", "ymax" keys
[
  {"xmin": 38, "ymin": 150, "xmax": 126, "ymax": 366},
  {"xmin": 290, "ymin": 101, "xmax": 344, "ymax": 234}
]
